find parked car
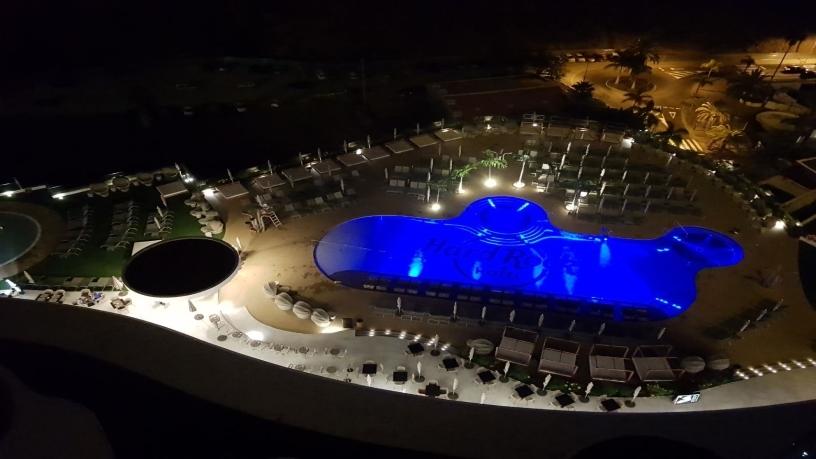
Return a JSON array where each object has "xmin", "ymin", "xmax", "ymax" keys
[
  {"xmin": 801, "ymin": 70, "xmax": 816, "ymax": 80},
  {"xmin": 782, "ymin": 65, "xmax": 805, "ymax": 74}
]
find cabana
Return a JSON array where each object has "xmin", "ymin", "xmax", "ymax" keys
[
  {"xmin": 335, "ymin": 152, "xmax": 368, "ymax": 167},
  {"xmin": 216, "ymin": 182, "xmax": 249, "ymax": 200},
  {"xmin": 632, "ymin": 345, "xmax": 685, "ymax": 382},
  {"xmin": 311, "ymin": 161, "xmax": 341, "ymax": 175},
  {"xmin": 495, "ymin": 327, "xmax": 538, "ymax": 366},
  {"xmin": 385, "ymin": 139, "xmax": 414, "ymax": 154},
  {"xmin": 409, "ymin": 134, "xmax": 438, "ymax": 148},
  {"xmin": 537, "ymin": 337, "xmax": 581, "ymax": 378},
  {"xmin": 156, "ymin": 180, "xmax": 189, "ymax": 206},
  {"xmin": 588, "ymin": 344, "xmax": 633, "ymax": 383},
  {"xmin": 253, "ymin": 174, "xmax": 286, "ymax": 190},
  {"xmin": 362, "ymin": 146, "xmax": 390, "ymax": 161},
  {"xmin": 282, "ymin": 166, "xmax": 313, "ymax": 185},
  {"xmin": 434, "ymin": 128, "xmax": 462, "ymax": 142}
]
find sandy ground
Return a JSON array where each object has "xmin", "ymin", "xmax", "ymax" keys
[{"xmin": 210, "ymin": 132, "xmax": 814, "ymax": 368}]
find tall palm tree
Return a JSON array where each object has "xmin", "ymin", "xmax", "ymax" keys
[
  {"xmin": 628, "ymin": 61, "xmax": 652, "ymax": 90},
  {"xmin": 705, "ymin": 123, "xmax": 746, "ymax": 153},
  {"xmin": 695, "ymin": 102, "xmax": 730, "ymax": 130},
  {"xmin": 605, "ymin": 51, "xmax": 628, "ymax": 85},
  {"xmin": 622, "ymin": 86, "xmax": 653, "ymax": 108},
  {"xmin": 739, "ymin": 55, "xmax": 755, "ymax": 72},
  {"xmin": 770, "ymin": 33, "xmax": 808, "ymax": 81},
  {"xmin": 700, "ymin": 59, "xmax": 721, "ymax": 78},
  {"xmin": 630, "ymin": 38, "xmax": 660, "ymax": 65}
]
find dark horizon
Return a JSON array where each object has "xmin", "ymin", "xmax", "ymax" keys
[{"xmin": 2, "ymin": 0, "xmax": 814, "ymax": 74}]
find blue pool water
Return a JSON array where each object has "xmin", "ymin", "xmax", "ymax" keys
[{"xmin": 314, "ymin": 196, "xmax": 743, "ymax": 320}]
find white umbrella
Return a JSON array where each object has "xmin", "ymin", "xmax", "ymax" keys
[
  {"xmin": 509, "ymin": 310, "xmax": 516, "ymax": 323},
  {"xmin": 542, "ymin": 374, "xmax": 552, "ymax": 390},
  {"xmin": 393, "ymin": 127, "xmax": 397, "ymax": 140},
  {"xmin": 458, "ymin": 145, "xmax": 462, "ymax": 158},
  {"xmin": 452, "ymin": 377, "xmax": 459, "ymax": 394},
  {"xmin": 416, "ymin": 122, "xmax": 420, "ymax": 135},
  {"xmin": 156, "ymin": 205, "xmax": 164, "ymax": 218},
  {"xmin": 772, "ymin": 298, "xmax": 784, "ymax": 312},
  {"xmin": 537, "ymin": 313, "xmax": 544, "ymax": 328},
  {"xmin": 630, "ymin": 386, "xmax": 642, "ymax": 405},
  {"xmin": 366, "ymin": 374, "xmax": 372, "ymax": 387},
  {"xmin": 235, "ymin": 237, "xmax": 243, "ymax": 251},
  {"xmin": 568, "ymin": 319, "xmax": 576, "ymax": 332},
  {"xmin": 227, "ymin": 168, "xmax": 234, "ymax": 182},
  {"xmin": 275, "ymin": 293, "xmax": 294, "ymax": 311},
  {"xmin": 480, "ymin": 391, "xmax": 487, "ymax": 404},
  {"xmin": 468, "ymin": 347, "xmax": 475, "ymax": 363},
  {"xmin": 737, "ymin": 320, "xmax": 751, "ymax": 335},
  {"xmin": 417, "ymin": 361, "xmax": 422, "ymax": 378},
  {"xmin": 384, "ymin": 168, "xmax": 389, "ymax": 181},
  {"xmin": 430, "ymin": 157, "xmax": 434, "ymax": 171},
  {"xmin": 317, "ymin": 148, "xmax": 322, "ymax": 162},
  {"xmin": 153, "ymin": 216, "xmax": 162, "ymax": 229},
  {"xmin": 293, "ymin": 301, "xmax": 312, "ymax": 319},
  {"xmin": 426, "ymin": 186, "xmax": 431, "ymax": 202},
  {"xmin": 452, "ymin": 301, "xmax": 458, "ymax": 319},
  {"xmin": 367, "ymin": 135, "xmax": 371, "ymax": 149},
  {"xmin": 481, "ymin": 306, "xmax": 487, "ymax": 321},
  {"xmin": 449, "ymin": 158, "xmax": 453, "ymax": 171},
  {"xmin": 23, "ymin": 271, "xmax": 35, "ymax": 284},
  {"xmin": 597, "ymin": 322, "xmax": 606, "ymax": 336},
  {"xmin": 584, "ymin": 382, "xmax": 594, "ymax": 398},
  {"xmin": 267, "ymin": 159, "xmax": 273, "ymax": 174},
  {"xmin": 657, "ymin": 327, "xmax": 667, "ymax": 340}
]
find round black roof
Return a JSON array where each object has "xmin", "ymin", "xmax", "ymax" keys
[{"xmin": 122, "ymin": 237, "xmax": 239, "ymax": 298}]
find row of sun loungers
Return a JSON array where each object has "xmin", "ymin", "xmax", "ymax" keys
[
  {"xmin": 494, "ymin": 327, "xmax": 685, "ymax": 383},
  {"xmin": 54, "ymin": 205, "xmax": 94, "ymax": 257},
  {"xmin": 101, "ymin": 201, "xmax": 142, "ymax": 250}
]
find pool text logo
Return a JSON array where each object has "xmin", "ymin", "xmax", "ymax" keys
[{"xmin": 423, "ymin": 237, "xmax": 549, "ymax": 287}]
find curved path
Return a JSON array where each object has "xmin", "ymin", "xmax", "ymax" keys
[{"xmin": 1, "ymin": 296, "xmax": 815, "ymax": 459}]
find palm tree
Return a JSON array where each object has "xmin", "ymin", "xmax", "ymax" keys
[
  {"xmin": 630, "ymin": 38, "xmax": 660, "ymax": 65},
  {"xmin": 739, "ymin": 55, "xmax": 755, "ymax": 72},
  {"xmin": 770, "ymin": 33, "xmax": 807, "ymax": 81},
  {"xmin": 695, "ymin": 101, "xmax": 730, "ymax": 130},
  {"xmin": 692, "ymin": 73, "xmax": 714, "ymax": 96},
  {"xmin": 571, "ymin": 80, "xmax": 595, "ymax": 100},
  {"xmin": 628, "ymin": 61, "xmax": 652, "ymax": 90},
  {"xmin": 705, "ymin": 123, "xmax": 746, "ymax": 153},
  {"xmin": 700, "ymin": 59, "xmax": 721, "ymax": 78},
  {"xmin": 653, "ymin": 122, "xmax": 689, "ymax": 149},
  {"xmin": 605, "ymin": 52, "xmax": 628, "ymax": 85},
  {"xmin": 478, "ymin": 150, "xmax": 509, "ymax": 171},
  {"xmin": 622, "ymin": 86, "xmax": 653, "ymax": 108},
  {"xmin": 726, "ymin": 69, "xmax": 773, "ymax": 103},
  {"xmin": 633, "ymin": 100, "xmax": 661, "ymax": 131}
]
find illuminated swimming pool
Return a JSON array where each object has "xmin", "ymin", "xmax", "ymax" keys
[{"xmin": 314, "ymin": 196, "xmax": 743, "ymax": 320}]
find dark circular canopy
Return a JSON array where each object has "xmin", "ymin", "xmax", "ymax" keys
[{"xmin": 122, "ymin": 237, "xmax": 239, "ymax": 298}]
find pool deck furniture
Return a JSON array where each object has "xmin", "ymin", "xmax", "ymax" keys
[
  {"xmin": 253, "ymin": 174, "xmax": 286, "ymax": 190},
  {"xmin": 409, "ymin": 134, "xmax": 437, "ymax": 148},
  {"xmin": 495, "ymin": 326, "xmax": 538, "ymax": 366},
  {"xmin": 362, "ymin": 146, "xmax": 390, "ymax": 161},
  {"xmin": 632, "ymin": 345, "xmax": 685, "ymax": 382},
  {"xmin": 434, "ymin": 128, "xmax": 462, "ymax": 142},
  {"xmin": 282, "ymin": 166, "xmax": 313, "ymax": 185},
  {"xmin": 216, "ymin": 182, "xmax": 250, "ymax": 200},
  {"xmin": 385, "ymin": 140, "xmax": 414, "ymax": 154},
  {"xmin": 155, "ymin": 180, "xmax": 189, "ymax": 201},
  {"xmin": 538, "ymin": 337, "xmax": 581, "ymax": 378},
  {"xmin": 588, "ymin": 344, "xmax": 634, "ymax": 383},
  {"xmin": 312, "ymin": 161, "xmax": 341, "ymax": 175},
  {"xmin": 335, "ymin": 153, "xmax": 368, "ymax": 168}
]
